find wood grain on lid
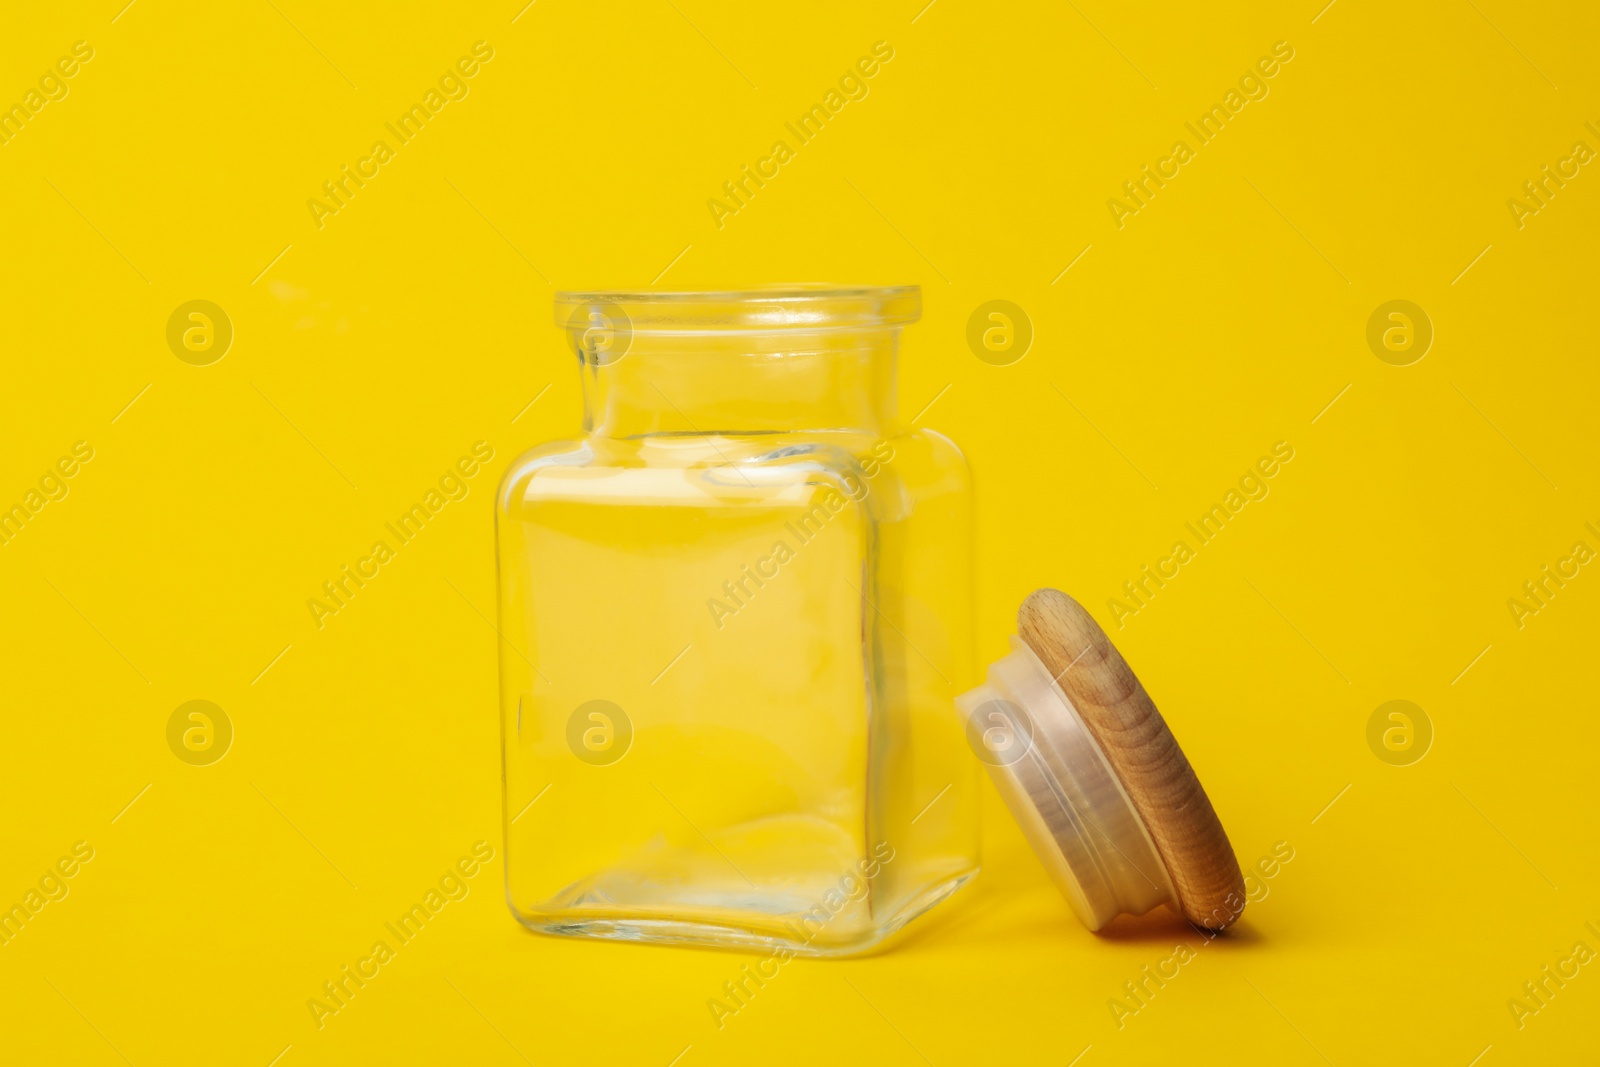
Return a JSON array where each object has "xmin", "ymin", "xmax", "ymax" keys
[{"xmin": 1018, "ymin": 589, "xmax": 1246, "ymax": 930}]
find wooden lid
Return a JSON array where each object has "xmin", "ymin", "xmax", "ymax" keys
[{"xmin": 1017, "ymin": 589, "xmax": 1246, "ymax": 930}]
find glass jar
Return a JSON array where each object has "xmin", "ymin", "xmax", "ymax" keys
[{"xmin": 496, "ymin": 286, "xmax": 979, "ymax": 956}]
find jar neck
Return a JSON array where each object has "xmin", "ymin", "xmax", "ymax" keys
[{"xmin": 580, "ymin": 327, "xmax": 902, "ymax": 438}]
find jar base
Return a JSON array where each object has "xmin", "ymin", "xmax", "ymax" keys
[{"xmin": 510, "ymin": 868, "xmax": 978, "ymax": 958}]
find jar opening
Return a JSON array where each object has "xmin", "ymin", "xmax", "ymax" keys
[
  {"xmin": 556, "ymin": 286, "xmax": 917, "ymax": 437},
  {"xmin": 554, "ymin": 285, "xmax": 921, "ymax": 336}
]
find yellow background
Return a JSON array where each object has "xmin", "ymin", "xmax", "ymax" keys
[{"xmin": 2, "ymin": 0, "xmax": 1597, "ymax": 1063}]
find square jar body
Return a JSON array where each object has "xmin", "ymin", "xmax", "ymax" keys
[{"xmin": 495, "ymin": 427, "xmax": 978, "ymax": 955}]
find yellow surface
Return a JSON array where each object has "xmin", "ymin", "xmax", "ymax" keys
[{"xmin": 2, "ymin": 1, "xmax": 1596, "ymax": 1063}]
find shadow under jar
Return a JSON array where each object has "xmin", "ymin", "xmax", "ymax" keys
[{"xmin": 496, "ymin": 286, "xmax": 979, "ymax": 956}]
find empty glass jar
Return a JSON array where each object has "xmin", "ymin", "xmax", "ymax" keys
[{"xmin": 496, "ymin": 286, "xmax": 979, "ymax": 955}]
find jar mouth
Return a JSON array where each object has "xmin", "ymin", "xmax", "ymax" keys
[{"xmin": 554, "ymin": 285, "xmax": 921, "ymax": 335}]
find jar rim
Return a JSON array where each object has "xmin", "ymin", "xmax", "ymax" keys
[{"xmin": 554, "ymin": 285, "xmax": 921, "ymax": 334}]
